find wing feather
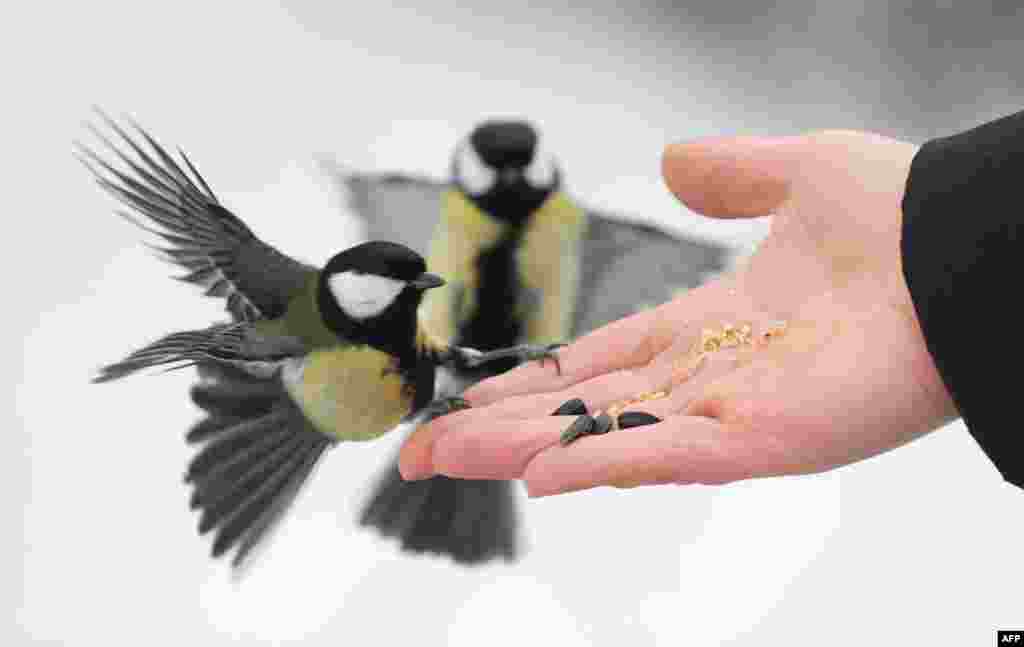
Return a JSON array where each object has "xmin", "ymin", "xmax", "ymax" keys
[
  {"xmin": 92, "ymin": 322, "xmax": 307, "ymax": 383},
  {"xmin": 79, "ymin": 110, "xmax": 315, "ymax": 322}
]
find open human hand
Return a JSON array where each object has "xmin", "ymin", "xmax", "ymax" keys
[{"xmin": 400, "ymin": 130, "xmax": 959, "ymax": 496}]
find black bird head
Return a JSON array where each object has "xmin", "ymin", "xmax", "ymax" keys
[
  {"xmin": 318, "ymin": 241, "xmax": 444, "ymax": 351},
  {"xmin": 452, "ymin": 119, "xmax": 561, "ymax": 225}
]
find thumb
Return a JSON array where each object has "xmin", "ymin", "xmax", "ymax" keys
[{"xmin": 661, "ymin": 135, "xmax": 799, "ymax": 219}]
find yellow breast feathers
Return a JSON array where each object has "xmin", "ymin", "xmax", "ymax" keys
[
  {"xmin": 518, "ymin": 191, "xmax": 586, "ymax": 343},
  {"xmin": 421, "ymin": 189, "xmax": 586, "ymax": 344},
  {"xmin": 283, "ymin": 346, "xmax": 414, "ymax": 442}
]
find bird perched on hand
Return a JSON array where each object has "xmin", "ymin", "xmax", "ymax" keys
[
  {"xmin": 328, "ymin": 120, "xmax": 731, "ymax": 564},
  {"xmin": 79, "ymin": 112, "xmax": 561, "ymax": 570},
  {"xmin": 358, "ymin": 119, "xmax": 586, "ymax": 563}
]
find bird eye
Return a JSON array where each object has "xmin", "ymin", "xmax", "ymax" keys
[
  {"xmin": 456, "ymin": 143, "xmax": 497, "ymax": 195},
  {"xmin": 524, "ymin": 144, "xmax": 556, "ymax": 189}
]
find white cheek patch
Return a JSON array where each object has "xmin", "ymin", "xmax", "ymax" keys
[
  {"xmin": 524, "ymin": 141, "xmax": 556, "ymax": 189},
  {"xmin": 456, "ymin": 142, "xmax": 496, "ymax": 195},
  {"xmin": 329, "ymin": 271, "xmax": 407, "ymax": 319}
]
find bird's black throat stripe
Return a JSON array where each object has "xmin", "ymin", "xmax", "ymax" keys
[
  {"xmin": 456, "ymin": 227, "xmax": 527, "ymax": 374},
  {"xmin": 467, "ymin": 186, "xmax": 552, "ymax": 226}
]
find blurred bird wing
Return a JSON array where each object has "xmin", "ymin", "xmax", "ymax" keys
[
  {"xmin": 78, "ymin": 111, "xmax": 317, "ymax": 323},
  {"xmin": 336, "ymin": 170, "xmax": 443, "ymax": 253},
  {"xmin": 329, "ymin": 168, "xmax": 731, "ymax": 336},
  {"xmin": 573, "ymin": 214, "xmax": 730, "ymax": 332}
]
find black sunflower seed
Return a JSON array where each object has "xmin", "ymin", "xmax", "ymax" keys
[
  {"xmin": 617, "ymin": 411, "xmax": 662, "ymax": 429},
  {"xmin": 559, "ymin": 414, "xmax": 595, "ymax": 445},
  {"xmin": 551, "ymin": 398, "xmax": 587, "ymax": 416},
  {"xmin": 591, "ymin": 413, "xmax": 614, "ymax": 435}
]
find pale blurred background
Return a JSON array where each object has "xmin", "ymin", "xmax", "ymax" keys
[{"xmin": 6, "ymin": 1, "xmax": 1024, "ymax": 645}]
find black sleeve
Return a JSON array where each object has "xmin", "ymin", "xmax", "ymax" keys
[{"xmin": 901, "ymin": 110, "xmax": 1024, "ymax": 490}]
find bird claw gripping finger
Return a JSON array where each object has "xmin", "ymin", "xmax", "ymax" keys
[
  {"xmin": 421, "ymin": 396, "xmax": 471, "ymax": 423},
  {"xmin": 464, "ymin": 343, "xmax": 567, "ymax": 375},
  {"xmin": 526, "ymin": 343, "xmax": 567, "ymax": 374}
]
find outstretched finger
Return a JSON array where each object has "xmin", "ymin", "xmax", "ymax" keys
[
  {"xmin": 662, "ymin": 135, "xmax": 800, "ymax": 219},
  {"xmin": 399, "ymin": 365, "xmax": 664, "ymax": 480},
  {"xmin": 402, "ymin": 413, "xmax": 570, "ymax": 481},
  {"xmin": 463, "ymin": 305, "xmax": 667, "ymax": 406},
  {"xmin": 521, "ymin": 415, "xmax": 779, "ymax": 497},
  {"xmin": 465, "ymin": 279, "xmax": 743, "ymax": 406}
]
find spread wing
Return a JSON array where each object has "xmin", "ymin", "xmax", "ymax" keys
[
  {"xmin": 186, "ymin": 365, "xmax": 331, "ymax": 570},
  {"xmin": 336, "ymin": 167, "xmax": 732, "ymax": 565},
  {"xmin": 93, "ymin": 321, "xmax": 324, "ymax": 569},
  {"xmin": 573, "ymin": 215, "xmax": 728, "ymax": 332},
  {"xmin": 334, "ymin": 168, "xmax": 442, "ymax": 251},
  {"xmin": 91, "ymin": 322, "xmax": 307, "ymax": 383},
  {"xmin": 328, "ymin": 167, "xmax": 732, "ymax": 336},
  {"xmin": 77, "ymin": 111, "xmax": 316, "ymax": 322}
]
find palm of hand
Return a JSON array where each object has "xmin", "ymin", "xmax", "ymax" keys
[{"xmin": 401, "ymin": 131, "xmax": 958, "ymax": 496}]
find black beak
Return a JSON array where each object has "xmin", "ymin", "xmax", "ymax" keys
[{"xmin": 409, "ymin": 272, "xmax": 445, "ymax": 290}]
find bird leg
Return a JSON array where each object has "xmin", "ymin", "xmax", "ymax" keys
[
  {"xmin": 454, "ymin": 343, "xmax": 566, "ymax": 375},
  {"xmin": 418, "ymin": 396, "xmax": 472, "ymax": 424}
]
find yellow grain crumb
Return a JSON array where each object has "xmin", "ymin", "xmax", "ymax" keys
[{"xmin": 607, "ymin": 320, "xmax": 783, "ymax": 428}]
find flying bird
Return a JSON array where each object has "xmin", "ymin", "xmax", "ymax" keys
[
  {"xmin": 78, "ymin": 112, "xmax": 562, "ymax": 569},
  {"xmin": 336, "ymin": 119, "xmax": 731, "ymax": 563}
]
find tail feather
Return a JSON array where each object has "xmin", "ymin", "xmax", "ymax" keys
[
  {"xmin": 198, "ymin": 433, "xmax": 308, "ymax": 534},
  {"xmin": 210, "ymin": 433, "xmax": 327, "ymax": 562},
  {"xmin": 185, "ymin": 411, "xmax": 292, "ymax": 483},
  {"xmin": 186, "ymin": 415, "xmax": 241, "ymax": 444},
  {"xmin": 190, "ymin": 380, "xmax": 279, "ymax": 418},
  {"xmin": 230, "ymin": 439, "xmax": 327, "ymax": 568},
  {"xmin": 359, "ymin": 460, "xmax": 519, "ymax": 564},
  {"xmin": 446, "ymin": 475, "xmax": 519, "ymax": 563},
  {"xmin": 360, "ymin": 467, "xmax": 435, "ymax": 538},
  {"xmin": 182, "ymin": 369, "xmax": 332, "ymax": 568},
  {"xmin": 189, "ymin": 419, "xmax": 296, "ymax": 510}
]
